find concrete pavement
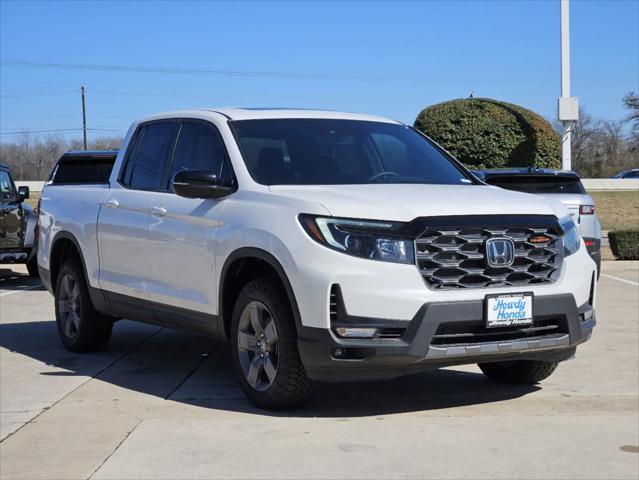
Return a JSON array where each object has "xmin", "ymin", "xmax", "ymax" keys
[{"xmin": 0, "ymin": 263, "xmax": 637, "ymax": 479}]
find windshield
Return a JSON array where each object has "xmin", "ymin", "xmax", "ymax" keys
[
  {"xmin": 484, "ymin": 175, "xmax": 586, "ymax": 194},
  {"xmin": 230, "ymin": 119, "xmax": 474, "ymax": 186}
]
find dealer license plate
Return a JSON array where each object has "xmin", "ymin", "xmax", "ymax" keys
[{"xmin": 485, "ymin": 293, "xmax": 533, "ymax": 328}]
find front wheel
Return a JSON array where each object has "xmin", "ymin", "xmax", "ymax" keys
[
  {"xmin": 54, "ymin": 260, "xmax": 113, "ymax": 352},
  {"xmin": 231, "ymin": 277, "xmax": 317, "ymax": 410},
  {"xmin": 478, "ymin": 360, "xmax": 558, "ymax": 384}
]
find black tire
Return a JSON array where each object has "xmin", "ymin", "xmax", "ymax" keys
[
  {"xmin": 231, "ymin": 277, "xmax": 317, "ymax": 410},
  {"xmin": 478, "ymin": 360, "xmax": 558, "ymax": 384},
  {"xmin": 595, "ymin": 254, "xmax": 601, "ymax": 281},
  {"xmin": 26, "ymin": 251, "xmax": 39, "ymax": 278},
  {"xmin": 54, "ymin": 259, "xmax": 113, "ymax": 352}
]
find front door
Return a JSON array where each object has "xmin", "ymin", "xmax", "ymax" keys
[{"xmin": 146, "ymin": 120, "xmax": 233, "ymax": 335}]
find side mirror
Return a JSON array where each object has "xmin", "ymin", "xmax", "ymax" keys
[
  {"xmin": 18, "ymin": 186, "xmax": 30, "ymax": 201},
  {"xmin": 172, "ymin": 170, "xmax": 234, "ymax": 199}
]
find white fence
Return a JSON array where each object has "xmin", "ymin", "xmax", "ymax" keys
[
  {"xmin": 16, "ymin": 179, "xmax": 639, "ymax": 194},
  {"xmin": 581, "ymin": 179, "xmax": 639, "ymax": 191}
]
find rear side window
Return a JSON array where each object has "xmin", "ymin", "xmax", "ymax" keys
[
  {"xmin": 485, "ymin": 175, "xmax": 586, "ymax": 194},
  {"xmin": 121, "ymin": 122, "xmax": 177, "ymax": 190},
  {"xmin": 51, "ymin": 158, "xmax": 115, "ymax": 184},
  {"xmin": 168, "ymin": 121, "xmax": 230, "ymax": 189}
]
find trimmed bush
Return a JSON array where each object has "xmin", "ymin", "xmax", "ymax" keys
[
  {"xmin": 608, "ymin": 230, "xmax": 639, "ymax": 260},
  {"xmin": 414, "ymin": 98, "xmax": 561, "ymax": 169}
]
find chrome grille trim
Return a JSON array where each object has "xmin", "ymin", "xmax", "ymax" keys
[{"xmin": 415, "ymin": 225, "xmax": 563, "ymax": 289}]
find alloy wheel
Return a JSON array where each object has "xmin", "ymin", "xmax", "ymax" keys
[
  {"xmin": 57, "ymin": 274, "xmax": 81, "ymax": 339},
  {"xmin": 237, "ymin": 300, "xmax": 279, "ymax": 391}
]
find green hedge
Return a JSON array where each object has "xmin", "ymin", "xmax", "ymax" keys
[
  {"xmin": 608, "ymin": 230, "xmax": 639, "ymax": 260},
  {"xmin": 414, "ymin": 98, "xmax": 561, "ymax": 169}
]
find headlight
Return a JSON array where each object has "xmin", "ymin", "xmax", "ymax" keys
[
  {"xmin": 560, "ymin": 216, "xmax": 581, "ymax": 256},
  {"xmin": 298, "ymin": 214, "xmax": 415, "ymax": 264}
]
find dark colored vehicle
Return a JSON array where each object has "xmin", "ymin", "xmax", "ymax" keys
[
  {"xmin": 0, "ymin": 163, "xmax": 38, "ymax": 276},
  {"xmin": 475, "ymin": 168, "xmax": 601, "ymax": 275},
  {"xmin": 611, "ymin": 169, "xmax": 639, "ymax": 179}
]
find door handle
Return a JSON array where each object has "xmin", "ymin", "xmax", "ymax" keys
[
  {"xmin": 104, "ymin": 199, "xmax": 119, "ymax": 209},
  {"xmin": 151, "ymin": 206, "xmax": 167, "ymax": 217}
]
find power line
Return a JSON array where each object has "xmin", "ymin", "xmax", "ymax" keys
[
  {"xmin": 0, "ymin": 127, "xmax": 123, "ymax": 135},
  {"xmin": 0, "ymin": 89, "xmax": 78, "ymax": 99},
  {"xmin": 2, "ymin": 60, "xmax": 399, "ymax": 82}
]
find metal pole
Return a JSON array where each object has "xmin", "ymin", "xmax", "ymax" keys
[
  {"xmin": 560, "ymin": 0, "xmax": 571, "ymax": 171},
  {"xmin": 81, "ymin": 86, "xmax": 87, "ymax": 151}
]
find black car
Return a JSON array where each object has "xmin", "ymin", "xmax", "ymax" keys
[
  {"xmin": 611, "ymin": 169, "xmax": 639, "ymax": 179},
  {"xmin": 0, "ymin": 163, "xmax": 38, "ymax": 276}
]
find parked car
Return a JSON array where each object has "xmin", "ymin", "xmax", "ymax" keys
[
  {"xmin": 611, "ymin": 169, "xmax": 639, "ymax": 179},
  {"xmin": 0, "ymin": 163, "xmax": 38, "ymax": 276},
  {"xmin": 476, "ymin": 168, "xmax": 601, "ymax": 276},
  {"xmin": 38, "ymin": 109, "xmax": 597, "ymax": 409}
]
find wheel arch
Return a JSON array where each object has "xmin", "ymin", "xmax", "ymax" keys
[
  {"xmin": 49, "ymin": 231, "xmax": 111, "ymax": 315},
  {"xmin": 218, "ymin": 247, "xmax": 302, "ymax": 340}
]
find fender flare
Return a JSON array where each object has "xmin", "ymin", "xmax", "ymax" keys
[
  {"xmin": 218, "ymin": 247, "xmax": 302, "ymax": 339},
  {"xmin": 49, "ymin": 231, "xmax": 112, "ymax": 315}
]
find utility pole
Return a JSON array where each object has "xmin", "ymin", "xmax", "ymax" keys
[
  {"xmin": 81, "ymin": 86, "xmax": 87, "ymax": 150},
  {"xmin": 558, "ymin": 0, "xmax": 579, "ymax": 171}
]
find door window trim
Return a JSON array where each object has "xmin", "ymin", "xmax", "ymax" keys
[
  {"xmin": 161, "ymin": 118, "xmax": 237, "ymax": 194},
  {"xmin": 117, "ymin": 119, "xmax": 179, "ymax": 192}
]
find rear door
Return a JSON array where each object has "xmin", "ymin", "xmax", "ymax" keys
[
  {"xmin": 97, "ymin": 121, "xmax": 178, "ymax": 315},
  {"xmin": 145, "ymin": 120, "xmax": 233, "ymax": 335},
  {"xmin": 0, "ymin": 170, "xmax": 23, "ymax": 249}
]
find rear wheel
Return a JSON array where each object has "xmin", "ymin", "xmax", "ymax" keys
[
  {"xmin": 54, "ymin": 260, "xmax": 113, "ymax": 352},
  {"xmin": 26, "ymin": 251, "xmax": 39, "ymax": 277},
  {"xmin": 231, "ymin": 277, "xmax": 317, "ymax": 410},
  {"xmin": 478, "ymin": 360, "xmax": 558, "ymax": 384}
]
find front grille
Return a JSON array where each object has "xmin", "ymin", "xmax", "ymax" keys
[
  {"xmin": 415, "ymin": 224, "xmax": 562, "ymax": 289},
  {"xmin": 431, "ymin": 317, "xmax": 567, "ymax": 346}
]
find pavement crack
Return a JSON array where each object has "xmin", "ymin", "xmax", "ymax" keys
[
  {"xmin": 164, "ymin": 341, "xmax": 220, "ymax": 400},
  {"xmin": 0, "ymin": 327, "xmax": 163, "ymax": 444},
  {"xmin": 87, "ymin": 419, "xmax": 142, "ymax": 480}
]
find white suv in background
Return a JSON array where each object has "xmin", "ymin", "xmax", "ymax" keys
[
  {"xmin": 476, "ymin": 168, "xmax": 602, "ymax": 275},
  {"xmin": 38, "ymin": 109, "xmax": 597, "ymax": 409}
]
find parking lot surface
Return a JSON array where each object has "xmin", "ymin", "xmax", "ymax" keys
[{"xmin": 1, "ymin": 262, "xmax": 638, "ymax": 480}]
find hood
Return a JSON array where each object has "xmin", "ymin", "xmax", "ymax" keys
[{"xmin": 269, "ymin": 184, "xmax": 569, "ymax": 221}]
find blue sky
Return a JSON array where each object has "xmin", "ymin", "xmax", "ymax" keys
[{"xmin": 1, "ymin": 0, "xmax": 637, "ymax": 141}]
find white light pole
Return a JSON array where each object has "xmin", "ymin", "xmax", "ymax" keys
[{"xmin": 558, "ymin": 0, "xmax": 579, "ymax": 171}]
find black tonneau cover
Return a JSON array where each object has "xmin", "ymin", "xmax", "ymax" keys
[{"xmin": 49, "ymin": 150, "xmax": 118, "ymax": 185}]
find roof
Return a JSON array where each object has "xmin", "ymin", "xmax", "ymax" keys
[
  {"xmin": 479, "ymin": 167, "xmax": 581, "ymax": 179},
  {"xmin": 0, "ymin": 163, "xmax": 8, "ymax": 171},
  {"xmin": 60, "ymin": 150, "xmax": 119, "ymax": 162},
  {"xmin": 137, "ymin": 108, "xmax": 401, "ymax": 124}
]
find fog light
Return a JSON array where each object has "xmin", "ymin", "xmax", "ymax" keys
[{"xmin": 334, "ymin": 327, "xmax": 378, "ymax": 339}]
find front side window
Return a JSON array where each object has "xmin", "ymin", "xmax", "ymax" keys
[
  {"xmin": 0, "ymin": 171, "xmax": 18, "ymax": 203},
  {"xmin": 122, "ymin": 122, "xmax": 176, "ymax": 190},
  {"xmin": 230, "ymin": 119, "xmax": 474, "ymax": 186},
  {"xmin": 168, "ymin": 121, "xmax": 230, "ymax": 189}
]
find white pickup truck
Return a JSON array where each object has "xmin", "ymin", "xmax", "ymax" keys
[{"xmin": 38, "ymin": 109, "xmax": 597, "ymax": 409}]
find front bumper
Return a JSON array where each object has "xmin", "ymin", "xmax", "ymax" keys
[{"xmin": 298, "ymin": 293, "xmax": 595, "ymax": 382}]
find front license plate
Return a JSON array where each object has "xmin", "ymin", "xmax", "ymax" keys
[{"xmin": 485, "ymin": 293, "xmax": 533, "ymax": 328}]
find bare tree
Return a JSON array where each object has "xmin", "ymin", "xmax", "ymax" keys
[{"xmin": 0, "ymin": 135, "xmax": 123, "ymax": 180}]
